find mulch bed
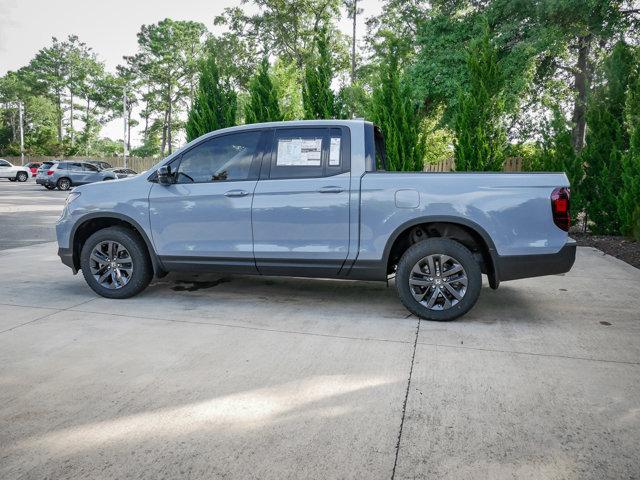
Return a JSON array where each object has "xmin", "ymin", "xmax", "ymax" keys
[{"xmin": 573, "ymin": 233, "xmax": 640, "ymax": 270}]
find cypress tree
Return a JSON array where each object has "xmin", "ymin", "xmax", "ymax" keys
[
  {"xmin": 302, "ymin": 26, "xmax": 335, "ymax": 119},
  {"xmin": 185, "ymin": 49, "xmax": 237, "ymax": 142},
  {"xmin": 453, "ymin": 24, "xmax": 506, "ymax": 171},
  {"xmin": 619, "ymin": 72, "xmax": 640, "ymax": 239},
  {"xmin": 582, "ymin": 41, "xmax": 635, "ymax": 234},
  {"xmin": 532, "ymin": 107, "xmax": 585, "ymax": 219},
  {"xmin": 244, "ymin": 57, "xmax": 282, "ymax": 124},
  {"xmin": 370, "ymin": 38, "xmax": 425, "ymax": 171}
]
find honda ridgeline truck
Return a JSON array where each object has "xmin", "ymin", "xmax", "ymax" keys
[{"xmin": 56, "ymin": 120, "xmax": 576, "ymax": 320}]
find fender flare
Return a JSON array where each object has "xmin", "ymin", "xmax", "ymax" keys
[
  {"xmin": 382, "ymin": 215, "xmax": 501, "ymax": 288},
  {"xmin": 70, "ymin": 212, "xmax": 165, "ymax": 277}
]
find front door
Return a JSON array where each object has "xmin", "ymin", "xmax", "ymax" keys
[
  {"xmin": 149, "ymin": 130, "xmax": 264, "ymax": 273},
  {"xmin": 252, "ymin": 127, "xmax": 351, "ymax": 277}
]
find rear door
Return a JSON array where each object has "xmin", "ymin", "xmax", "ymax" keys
[
  {"xmin": 149, "ymin": 129, "xmax": 265, "ymax": 272},
  {"xmin": 82, "ymin": 162, "xmax": 103, "ymax": 183},
  {"xmin": 252, "ymin": 127, "xmax": 351, "ymax": 276},
  {"xmin": 66, "ymin": 162, "xmax": 86, "ymax": 184}
]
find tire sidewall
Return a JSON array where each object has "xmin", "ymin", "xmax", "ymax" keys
[
  {"xmin": 396, "ymin": 238, "xmax": 482, "ymax": 321},
  {"xmin": 80, "ymin": 227, "xmax": 152, "ymax": 299}
]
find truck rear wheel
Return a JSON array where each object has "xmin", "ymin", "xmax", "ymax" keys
[{"xmin": 396, "ymin": 238, "xmax": 481, "ymax": 321}]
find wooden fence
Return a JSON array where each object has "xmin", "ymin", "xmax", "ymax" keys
[
  {"xmin": 5, "ymin": 155, "xmax": 524, "ymax": 174},
  {"xmin": 424, "ymin": 157, "xmax": 523, "ymax": 172},
  {"xmin": 4, "ymin": 156, "xmax": 160, "ymax": 173}
]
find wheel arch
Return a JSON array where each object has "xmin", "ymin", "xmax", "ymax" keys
[
  {"xmin": 70, "ymin": 213, "xmax": 165, "ymax": 277},
  {"xmin": 383, "ymin": 216, "xmax": 500, "ymax": 289}
]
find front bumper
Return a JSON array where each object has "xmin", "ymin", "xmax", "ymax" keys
[
  {"xmin": 58, "ymin": 247, "xmax": 77, "ymax": 273},
  {"xmin": 495, "ymin": 239, "xmax": 577, "ymax": 282}
]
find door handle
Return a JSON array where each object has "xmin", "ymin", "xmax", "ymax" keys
[
  {"xmin": 224, "ymin": 189, "xmax": 249, "ymax": 197},
  {"xmin": 318, "ymin": 186, "xmax": 343, "ymax": 194}
]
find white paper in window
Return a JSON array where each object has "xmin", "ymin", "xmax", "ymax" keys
[
  {"xmin": 277, "ymin": 137, "xmax": 322, "ymax": 166},
  {"xmin": 329, "ymin": 137, "xmax": 341, "ymax": 166}
]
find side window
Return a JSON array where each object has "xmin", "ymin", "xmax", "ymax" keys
[
  {"xmin": 57, "ymin": 163, "xmax": 68, "ymax": 170},
  {"xmin": 327, "ymin": 128, "xmax": 343, "ymax": 176},
  {"xmin": 0, "ymin": 160, "xmax": 10, "ymax": 167},
  {"xmin": 176, "ymin": 131, "xmax": 260, "ymax": 184},
  {"xmin": 68, "ymin": 163, "xmax": 83, "ymax": 171},
  {"xmin": 270, "ymin": 129, "xmax": 326, "ymax": 179},
  {"xmin": 83, "ymin": 163, "xmax": 99, "ymax": 172}
]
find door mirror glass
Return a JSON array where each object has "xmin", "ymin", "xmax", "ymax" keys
[{"xmin": 157, "ymin": 166, "xmax": 174, "ymax": 185}]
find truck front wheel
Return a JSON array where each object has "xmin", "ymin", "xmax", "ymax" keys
[
  {"xmin": 80, "ymin": 227, "xmax": 152, "ymax": 299},
  {"xmin": 396, "ymin": 238, "xmax": 481, "ymax": 321}
]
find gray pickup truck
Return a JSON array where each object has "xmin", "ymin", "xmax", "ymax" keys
[{"xmin": 56, "ymin": 120, "xmax": 576, "ymax": 320}]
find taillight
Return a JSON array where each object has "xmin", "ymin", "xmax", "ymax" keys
[
  {"xmin": 551, "ymin": 187, "xmax": 570, "ymax": 231},
  {"xmin": 47, "ymin": 170, "xmax": 54, "ymax": 175}
]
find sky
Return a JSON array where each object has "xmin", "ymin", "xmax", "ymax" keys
[{"xmin": 0, "ymin": 0, "xmax": 382, "ymax": 144}]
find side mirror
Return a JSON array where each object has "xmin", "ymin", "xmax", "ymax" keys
[{"xmin": 157, "ymin": 165, "xmax": 174, "ymax": 185}]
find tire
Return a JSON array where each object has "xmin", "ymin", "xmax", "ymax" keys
[
  {"xmin": 9, "ymin": 178, "xmax": 16, "ymax": 182},
  {"xmin": 396, "ymin": 238, "xmax": 482, "ymax": 321},
  {"xmin": 80, "ymin": 227, "xmax": 153, "ymax": 299},
  {"xmin": 16, "ymin": 171, "xmax": 28, "ymax": 182},
  {"xmin": 44, "ymin": 185, "xmax": 56, "ymax": 190},
  {"xmin": 57, "ymin": 177, "xmax": 71, "ymax": 190}
]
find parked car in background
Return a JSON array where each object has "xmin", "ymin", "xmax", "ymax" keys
[
  {"xmin": 106, "ymin": 167, "xmax": 138, "ymax": 179},
  {"xmin": 0, "ymin": 159, "xmax": 30, "ymax": 182},
  {"xmin": 56, "ymin": 120, "xmax": 576, "ymax": 321},
  {"xmin": 41, "ymin": 161, "xmax": 117, "ymax": 190},
  {"xmin": 24, "ymin": 162, "xmax": 42, "ymax": 177},
  {"xmin": 36, "ymin": 161, "xmax": 60, "ymax": 189},
  {"xmin": 86, "ymin": 160, "xmax": 112, "ymax": 170}
]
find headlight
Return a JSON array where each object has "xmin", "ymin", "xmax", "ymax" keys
[{"xmin": 65, "ymin": 191, "xmax": 81, "ymax": 207}]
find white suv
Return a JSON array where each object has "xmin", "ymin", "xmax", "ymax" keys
[{"xmin": 0, "ymin": 159, "xmax": 30, "ymax": 182}]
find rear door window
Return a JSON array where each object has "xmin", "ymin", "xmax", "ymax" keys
[{"xmin": 270, "ymin": 128, "xmax": 327, "ymax": 179}]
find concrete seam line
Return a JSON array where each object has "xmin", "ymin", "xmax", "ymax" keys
[
  {"xmin": 0, "ymin": 298, "xmax": 97, "ymax": 335},
  {"xmin": 0, "ymin": 311, "xmax": 59, "ymax": 334},
  {"xmin": 417, "ymin": 341, "xmax": 640, "ymax": 366},
  {"xmin": 69, "ymin": 307, "xmax": 415, "ymax": 345},
  {"xmin": 391, "ymin": 316, "xmax": 421, "ymax": 480}
]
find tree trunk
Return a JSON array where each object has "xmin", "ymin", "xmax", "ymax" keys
[
  {"xmin": 571, "ymin": 35, "xmax": 591, "ymax": 153},
  {"xmin": 56, "ymin": 91, "xmax": 63, "ymax": 143},
  {"xmin": 161, "ymin": 110, "xmax": 168, "ymax": 156},
  {"xmin": 85, "ymin": 97, "xmax": 91, "ymax": 155},
  {"xmin": 69, "ymin": 90, "xmax": 75, "ymax": 146},
  {"xmin": 351, "ymin": 0, "xmax": 357, "ymax": 85},
  {"xmin": 167, "ymin": 98, "xmax": 173, "ymax": 155},
  {"xmin": 127, "ymin": 107, "xmax": 132, "ymax": 152}
]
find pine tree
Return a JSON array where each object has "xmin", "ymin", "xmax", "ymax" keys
[
  {"xmin": 302, "ymin": 26, "xmax": 335, "ymax": 119},
  {"xmin": 185, "ymin": 49, "xmax": 237, "ymax": 142},
  {"xmin": 370, "ymin": 38, "xmax": 425, "ymax": 171},
  {"xmin": 244, "ymin": 57, "xmax": 282, "ymax": 124},
  {"xmin": 619, "ymin": 72, "xmax": 640, "ymax": 239},
  {"xmin": 453, "ymin": 24, "xmax": 506, "ymax": 171},
  {"xmin": 582, "ymin": 41, "xmax": 635, "ymax": 234}
]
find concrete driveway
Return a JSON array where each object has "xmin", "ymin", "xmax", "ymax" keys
[{"xmin": 1, "ymin": 240, "xmax": 639, "ymax": 479}]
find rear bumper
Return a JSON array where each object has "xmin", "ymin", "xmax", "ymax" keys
[
  {"xmin": 495, "ymin": 239, "xmax": 577, "ymax": 282},
  {"xmin": 36, "ymin": 177, "xmax": 54, "ymax": 186},
  {"xmin": 58, "ymin": 247, "xmax": 77, "ymax": 274}
]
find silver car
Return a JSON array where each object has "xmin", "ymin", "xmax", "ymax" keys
[{"xmin": 40, "ymin": 161, "xmax": 117, "ymax": 191}]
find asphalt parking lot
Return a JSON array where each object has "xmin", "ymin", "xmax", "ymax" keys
[
  {"xmin": 0, "ymin": 180, "xmax": 67, "ymax": 250},
  {"xmin": 1, "ymin": 179, "xmax": 639, "ymax": 479}
]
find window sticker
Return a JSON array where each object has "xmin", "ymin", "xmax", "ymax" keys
[
  {"xmin": 329, "ymin": 137, "xmax": 341, "ymax": 166},
  {"xmin": 277, "ymin": 137, "xmax": 322, "ymax": 166}
]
